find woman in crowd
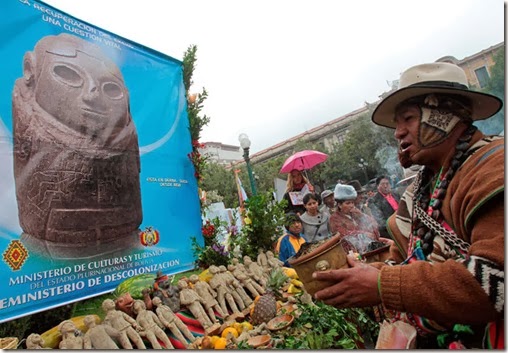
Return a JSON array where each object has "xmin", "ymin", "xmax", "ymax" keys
[
  {"xmin": 330, "ymin": 184, "xmax": 380, "ymax": 241},
  {"xmin": 282, "ymin": 169, "xmax": 314, "ymax": 215},
  {"xmin": 299, "ymin": 193, "xmax": 332, "ymax": 243}
]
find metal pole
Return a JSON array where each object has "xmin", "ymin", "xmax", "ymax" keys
[{"xmin": 243, "ymin": 147, "xmax": 257, "ymax": 196}]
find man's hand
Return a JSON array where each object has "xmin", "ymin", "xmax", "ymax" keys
[
  {"xmin": 378, "ymin": 237, "xmax": 394, "ymax": 247},
  {"xmin": 312, "ymin": 255, "xmax": 381, "ymax": 308}
]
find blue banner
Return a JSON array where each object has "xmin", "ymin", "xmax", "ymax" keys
[{"xmin": 0, "ymin": 0, "xmax": 202, "ymax": 322}]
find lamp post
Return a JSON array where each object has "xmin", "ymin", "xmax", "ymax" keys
[
  {"xmin": 238, "ymin": 133, "xmax": 257, "ymax": 196},
  {"xmin": 358, "ymin": 158, "xmax": 369, "ymax": 184}
]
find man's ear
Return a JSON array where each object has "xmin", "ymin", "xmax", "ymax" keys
[{"xmin": 22, "ymin": 52, "xmax": 36, "ymax": 87}]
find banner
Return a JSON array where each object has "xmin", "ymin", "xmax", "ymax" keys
[
  {"xmin": 234, "ymin": 170, "xmax": 248, "ymax": 206},
  {"xmin": 0, "ymin": 0, "xmax": 202, "ymax": 322}
]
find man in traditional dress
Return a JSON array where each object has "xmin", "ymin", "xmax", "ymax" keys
[{"xmin": 313, "ymin": 62, "xmax": 504, "ymax": 349}]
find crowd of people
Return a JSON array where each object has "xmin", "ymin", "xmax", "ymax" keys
[
  {"xmin": 277, "ymin": 170, "xmax": 402, "ymax": 267},
  {"xmin": 275, "ymin": 62, "xmax": 504, "ymax": 349}
]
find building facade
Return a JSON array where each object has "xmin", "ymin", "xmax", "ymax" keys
[
  {"xmin": 436, "ymin": 42, "xmax": 503, "ymax": 89},
  {"xmin": 199, "ymin": 141, "xmax": 243, "ymax": 166}
]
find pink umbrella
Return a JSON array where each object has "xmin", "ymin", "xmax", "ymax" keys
[{"xmin": 280, "ymin": 150, "xmax": 328, "ymax": 173}]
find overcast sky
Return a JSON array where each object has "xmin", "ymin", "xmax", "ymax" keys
[{"xmin": 43, "ymin": 0, "xmax": 504, "ymax": 154}]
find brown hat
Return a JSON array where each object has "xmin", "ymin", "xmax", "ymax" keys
[{"xmin": 347, "ymin": 180, "xmax": 366, "ymax": 193}]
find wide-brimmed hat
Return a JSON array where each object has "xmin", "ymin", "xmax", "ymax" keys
[
  {"xmin": 372, "ymin": 62, "xmax": 503, "ymax": 128},
  {"xmin": 320, "ymin": 190, "xmax": 334, "ymax": 200},
  {"xmin": 334, "ymin": 184, "xmax": 357, "ymax": 201},
  {"xmin": 346, "ymin": 180, "xmax": 366, "ymax": 193}
]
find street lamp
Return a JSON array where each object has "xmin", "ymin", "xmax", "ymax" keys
[
  {"xmin": 358, "ymin": 158, "xmax": 369, "ymax": 184},
  {"xmin": 238, "ymin": 133, "xmax": 257, "ymax": 196}
]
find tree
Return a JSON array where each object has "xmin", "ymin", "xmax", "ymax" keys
[
  {"xmin": 316, "ymin": 113, "xmax": 400, "ymax": 189},
  {"xmin": 183, "ymin": 45, "xmax": 211, "ymax": 185},
  {"xmin": 475, "ymin": 46, "xmax": 505, "ymax": 135},
  {"xmin": 201, "ymin": 163, "xmax": 237, "ymax": 208}
]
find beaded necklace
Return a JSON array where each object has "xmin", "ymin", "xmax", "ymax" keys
[{"xmin": 412, "ymin": 125, "xmax": 477, "ymax": 257}]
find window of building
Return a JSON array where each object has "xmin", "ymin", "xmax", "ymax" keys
[{"xmin": 474, "ymin": 66, "xmax": 490, "ymax": 88}]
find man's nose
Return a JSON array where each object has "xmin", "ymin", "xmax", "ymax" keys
[{"xmin": 394, "ymin": 123, "xmax": 407, "ymax": 139}]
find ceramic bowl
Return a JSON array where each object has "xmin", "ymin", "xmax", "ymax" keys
[
  {"xmin": 267, "ymin": 314, "xmax": 294, "ymax": 331},
  {"xmin": 288, "ymin": 235, "xmax": 349, "ymax": 296},
  {"xmin": 247, "ymin": 334, "xmax": 271, "ymax": 348}
]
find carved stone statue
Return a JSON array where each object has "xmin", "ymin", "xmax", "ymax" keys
[
  {"xmin": 208, "ymin": 265, "xmax": 241, "ymax": 317},
  {"xmin": 58, "ymin": 320, "xmax": 84, "ymax": 349},
  {"xmin": 101, "ymin": 298, "xmax": 146, "ymax": 349},
  {"xmin": 219, "ymin": 265, "xmax": 253, "ymax": 308},
  {"xmin": 243, "ymin": 255, "xmax": 267, "ymax": 287},
  {"xmin": 132, "ymin": 299, "xmax": 173, "ymax": 349},
  {"xmin": 177, "ymin": 279, "xmax": 214, "ymax": 330},
  {"xmin": 152, "ymin": 296, "xmax": 195, "ymax": 348},
  {"xmin": 188, "ymin": 274, "xmax": 225, "ymax": 321},
  {"xmin": 12, "ymin": 33, "xmax": 142, "ymax": 259},
  {"xmin": 83, "ymin": 314, "xmax": 120, "ymax": 349},
  {"xmin": 26, "ymin": 333, "xmax": 46, "ymax": 349}
]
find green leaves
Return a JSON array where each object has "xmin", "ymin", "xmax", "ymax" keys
[
  {"xmin": 270, "ymin": 301, "xmax": 377, "ymax": 349},
  {"xmin": 230, "ymin": 191, "xmax": 286, "ymax": 259}
]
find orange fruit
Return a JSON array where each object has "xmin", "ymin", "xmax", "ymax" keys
[
  {"xmin": 221, "ymin": 327, "xmax": 239, "ymax": 339},
  {"xmin": 214, "ymin": 337, "xmax": 227, "ymax": 349}
]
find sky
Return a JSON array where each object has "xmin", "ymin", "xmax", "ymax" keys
[{"xmin": 43, "ymin": 0, "xmax": 505, "ymax": 154}]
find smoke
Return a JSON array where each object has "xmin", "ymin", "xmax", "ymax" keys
[{"xmin": 375, "ymin": 145, "xmax": 402, "ymax": 179}]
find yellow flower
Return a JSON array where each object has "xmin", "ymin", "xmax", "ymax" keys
[{"xmin": 244, "ymin": 217, "xmax": 252, "ymax": 225}]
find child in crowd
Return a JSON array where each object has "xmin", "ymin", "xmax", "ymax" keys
[{"xmin": 275, "ymin": 212, "xmax": 306, "ymax": 267}]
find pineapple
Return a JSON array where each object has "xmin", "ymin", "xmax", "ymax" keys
[{"xmin": 250, "ymin": 268, "xmax": 289, "ymax": 325}]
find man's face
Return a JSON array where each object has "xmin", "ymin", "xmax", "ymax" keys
[
  {"xmin": 377, "ymin": 178, "xmax": 391, "ymax": 194},
  {"xmin": 323, "ymin": 194, "xmax": 335, "ymax": 208},
  {"xmin": 35, "ymin": 50, "xmax": 129, "ymax": 135},
  {"xmin": 355, "ymin": 192, "xmax": 366, "ymax": 204},
  {"xmin": 393, "ymin": 104, "xmax": 437, "ymax": 168}
]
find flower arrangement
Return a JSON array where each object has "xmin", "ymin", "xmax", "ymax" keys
[{"xmin": 191, "ymin": 217, "xmax": 231, "ymax": 268}]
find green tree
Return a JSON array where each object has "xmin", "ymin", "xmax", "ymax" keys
[
  {"xmin": 484, "ymin": 46, "xmax": 504, "ymax": 98},
  {"xmin": 317, "ymin": 114, "xmax": 400, "ymax": 189},
  {"xmin": 183, "ymin": 45, "xmax": 210, "ymax": 185},
  {"xmin": 476, "ymin": 46, "xmax": 505, "ymax": 135},
  {"xmin": 251, "ymin": 155, "xmax": 287, "ymax": 194},
  {"xmin": 201, "ymin": 163, "xmax": 237, "ymax": 208}
]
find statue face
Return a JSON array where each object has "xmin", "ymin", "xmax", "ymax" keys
[{"xmin": 34, "ymin": 50, "xmax": 128, "ymax": 135}]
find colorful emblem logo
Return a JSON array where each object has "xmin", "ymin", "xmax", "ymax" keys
[
  {"xmin": 3, "ymin": 240, "xmax": 29, "ymax": 271},
  {"xmin": 140, "ymin": 227, "xmax": 160, "ymax": 246}
]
